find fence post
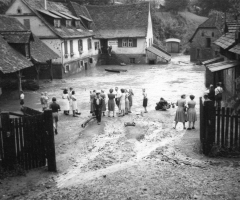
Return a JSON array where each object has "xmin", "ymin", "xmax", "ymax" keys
[
  {"xmin": 203, "ymin": 100, "xmax": 215, "ymax": 155},
  {"xmin": 1, "ymin": 113, "xmax": 16, "ymax": 169},
  {"xmin": 44, "ymin": 110, "xmax": 57, "ymax": 172}
]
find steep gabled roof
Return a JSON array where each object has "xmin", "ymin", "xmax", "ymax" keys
[
  {"xmin": 189, "ymin": 15, "xmax": 223, "ymax": 42},
  {"xmin": 0, "ymin": 35, "xmax": 33, "ymax": 74},
  {"xmin": 22, "ymin": 0, "xmax": 93, "ymax": 39},
  {"xmin": 31, "ymin": 34, "xmax": 59, "ymax": 63},
  {"xmin": 73, "ymin": 2, "xmax": 150, "ymax": 39},
  {"xmin": 214, "ymin": 33, "xmax": 235, "ymax": 50},
  {"xmin": 0, "ymin": 14, "xmax": 28, "ymax": 32}
]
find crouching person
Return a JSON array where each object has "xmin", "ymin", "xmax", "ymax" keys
[
  {"xmin": 93, "ymin": 91, "xmax": 103, "ymax": 125},
  {"xmin": 49, "ymin": 97, "xmax": 61, "ymax": 135}
]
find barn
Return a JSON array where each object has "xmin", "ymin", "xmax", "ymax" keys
[{"xmin": 166, "ymin": 38, "xmax": 181, "ymax": 53}]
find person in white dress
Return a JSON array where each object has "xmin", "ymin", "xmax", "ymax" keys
[
  {"xmin": 119, "ymin": 88, "xmax": 126, "ymax": 117},
  {"xmin": 71, "ymin": 91, "xmax": 80, "ymax": 117},
  {"xmin": 62, "ymin": 89, "xmax": 70, "ymax": 115}
]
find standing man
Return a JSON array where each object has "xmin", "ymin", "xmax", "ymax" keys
[
  {"xmin": 49, "ymin": 97, "xmax": 61, "ymax": 135},
  {"xmin": 93, "ymin": 91, "xmax": 103, "ymax": 125},
  {"xmin": 115, "ymin": 87, "xmax": 120, "ymax": 114},
  {"xmin": 20, "ymin": 91, "xmax": 24, "ymax": 111},
  {"xmin": 215, "ymin": 82, "xmax": 223, "ymax": 107}
]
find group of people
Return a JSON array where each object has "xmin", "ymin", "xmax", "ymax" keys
[
  {"xmin": 61, "ymin": 88, "xmax": 81, "ymax": 117},
  {"xmin": 174, "ymin": 94, "xmax": 197, "ymax": 130},
  {"xmin": 205, "ymin": 82, "xmax": 223, "ymax": 107},
  {"xmin": 90, "ymin": 87, "xmax": 134, "ymax": 125}
]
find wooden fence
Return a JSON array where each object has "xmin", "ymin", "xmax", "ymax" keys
[
  {"xmin": 200, "ymin": 97, "xmax": 240, "ymax": 155},
  {"xmin": 0, "ymin": 108, "xmax": 56, "ymax": 172}
]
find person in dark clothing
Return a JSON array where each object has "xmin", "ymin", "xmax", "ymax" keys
[
  {"xmin": 93, "ymin": 91, "xmax": 103, "ymax": 125},
  {"xmin": 155, "ymin": 97, "xmax": 170, "ymax": 110},
  {"xmin": 208, "ymin": 84, "xmax": 215, "ymax": 101},
  {"xmin": 49, "ymin": 97, "xmax": 61, "ymax": 135}
]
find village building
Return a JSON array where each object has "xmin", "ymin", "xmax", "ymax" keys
[
  {"xmin": 5, "ymin": 0, "xmax": 100, "ymax": 79},
  {"xmin": 189, "ymin": 15, "xmax": 223, "ymax": 62},
  {"xmin": 71, "ymin": 2, "xmax": 169, "ymax": 65},
  {"xmin": 0, "ymin": 14, "xmax": 58, "ymax": 94},
  {"xmin": 202, "ymin": 22, "xmax": 240, "ymax": 104},
  {"xmin": 165, "ymin": 38, "xmax": 181, "ymax": 53}
]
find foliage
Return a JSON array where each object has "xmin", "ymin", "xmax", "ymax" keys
[
  {"xmin": 165, "ymin": 0, "xmax": 190, "ymax": 13},
  {"xmin": 70, "ymin": 0, "xmax": 111, "ymax": 5}
]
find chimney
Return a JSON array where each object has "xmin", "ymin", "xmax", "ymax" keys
[{"xmin": 44, "ymin": 0, "xmax": 47, "ymax": 10}]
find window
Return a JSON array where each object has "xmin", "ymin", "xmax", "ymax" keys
[
  {"xmin": 119, "ymin": 38, "xmax": 137, "ymax": 48},
  {"xmin": 54, "ymin": 19, "xmax": 61, "ymax": 28},
  {"xmin": 75, "ymin": 20, "xmax": 81, "ymax": 28},
  {"xmin": 201, "ymin": 32, "xmax": 205, "ymax": 37},
  {"xmin": 23, "ymin": 19, "xmax": 30, "ymax": 30},
  {"xmin": 65, "ymin": 65, "xmax": 70, "ymax": 73},
  {"xmin": 88, "ymin": 38, "xmax": 92, "ymax": 50},
  {"xmin": 25, "ymin": 44, "xmax": 30, "ymax": 58},
  {"xmin": 78, "ymin": 39, "xmax": 83, "ymax": 52},
  {"xmin": 130, "ymin": 58, "xmax": 135, "ymax": 64},
  {"xmin": 95, "ymin": 42, "xmax": 99, "ymax": 50},
  {"xmin": 122, "ymin": 39, "xmax": 128, "ymax": 47},
  {"xmin": 64, "ymin": 40, "xmax": 68, "ymax": 55},
  {"xmin": 70, "ymin": 40, "xmax": 73, "ymax": 56},
  {"xmin": 89, "ymin": 57, "xmax": 93, "ymax": 63},
  {"xmin": 128, "ymin": 39, "xmax": 133, "ymax": 47},
  {"xmin": 17, "ymin": 7, "xmax": 22, "ymax": 14},
  {"xmin": 206, "ymin": 38, "xmax": 211, "ymax": 48},
  {"xmin": 212, "ymin": 32, "xmax": 214, "ymax": 37},
  {"xmin": 197, "ymin": 49, "xmax": 200, "ymax": 59},
  {"xmin": 66, "ymin": 20, "xmax": 72, "ymax": 28}
]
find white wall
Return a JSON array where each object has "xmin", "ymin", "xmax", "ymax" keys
[
  {"xmin": 6, "ymin": 0, "xmax": 32, "ymax": 15},
  {"xmin": 110, "ymin": 38, "xmax": 146, "ymax": 54}
]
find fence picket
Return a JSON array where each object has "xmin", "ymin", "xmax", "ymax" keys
[
  {"xmin": 221, "ymin": 107, "xmax": 225, "ymax": 148},
  {"xmin": 225, "ymin": 108, "xmax": 230, "ymax": 148},
  {"xmin": 14, "ymin": 118, "xmax": 20, "ymax": 165},
  {"xmin": 216, "ymin": 107, "xmax": 221, "ymax": 145},
  {"xmin": 230, "ymin": 109, "xmax": 234, "ymax": 149},
  {"xmin": 19, "ymin": 117, "xmax": 24, "ymax": 168},
  {"xmin": 235, "ymin": 114, "xmax": 239, "ymax": 149}
]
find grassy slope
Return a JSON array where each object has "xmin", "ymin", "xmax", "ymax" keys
[{"xmin": 153, "ymin": 11, "xmax": 207, "ymax": 51}]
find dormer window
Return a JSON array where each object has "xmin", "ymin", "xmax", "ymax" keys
[
  {"xmin": 17, "ymin": 7, "xmax": 22, "ymax": 14},
  {"xmin": 66, "ymin": 20, "xmax": 72, "ymax": 28},
  {"xmin": 54, "ymin": 19, "xmax": 61, "ymax": 28},
  {"xmin": 75, "ymin": 20, "xmax": 81, "ymax": 28}
]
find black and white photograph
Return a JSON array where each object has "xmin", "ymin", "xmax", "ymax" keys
[{"xmin": 0, "ymin": 0, "xmax": 240, "ymax": 199}]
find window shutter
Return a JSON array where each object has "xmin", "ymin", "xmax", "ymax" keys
[
  {"xmin": 133, "ymin": 39, "xmax": 137, "ymax": 47},
  {"xmin": 118, "ymin": 39, "xmax": 122, "ymax": 47},
  {"xmin": 64, "ymin": 40, "xmax": 68, "ymax": 54},
  {"xmin": 23, "ymin": 19, "xmax": 30, "ymax": 30},
  {"xmin": 70, "ymin": 40, "xmax": 73, "ymax": 53}
]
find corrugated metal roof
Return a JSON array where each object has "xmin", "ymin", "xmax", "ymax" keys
[
  {"xmin": 0, "ymin": 36, "xmax": 33, "ymax": 74},
  {"xmin": 214, "ymin": 33, "xmax": 235, "ymax": 49},
  {"xmin": 37, "ymin": 9, "xmax": 61, "ymax": 18},
  {"xmin": 146, "ymin": 46, "xmax": 171, "ymax": 62},
  {"xmin": 229, "ymin": 44, "xmax": 240, "ymax": 54},
  {"xmin": 60, "ymin": 11, "xmax": 80, "ymax": 20},
  {"xmin": 49, "ymin": 10, "xmax": 71, "ymax": 19},
  {"xmin": 202, "ymin": 57, "xmax": 224, "ymax": 65},
  {"xmin": 207, "ymin": 60, "xmax": 239, "ymax": 72}
]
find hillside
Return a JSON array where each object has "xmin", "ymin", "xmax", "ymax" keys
[{"xmin": 153, "ymin": 11, "xmax": 207, "ymax": 52}]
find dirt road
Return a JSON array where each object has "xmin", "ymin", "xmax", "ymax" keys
[{"xmin": 1, "ymin": 55, "xmax": 240, "ymax": 200}]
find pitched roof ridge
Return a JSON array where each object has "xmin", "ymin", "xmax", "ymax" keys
[{"xmin": 86, "ymin": 1, "xmax": 149, "ymax": 8}]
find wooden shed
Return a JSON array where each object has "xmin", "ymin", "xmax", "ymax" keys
[{"xmin": 166, "ymin": 38, "xmax": 181, "ymax": 53}]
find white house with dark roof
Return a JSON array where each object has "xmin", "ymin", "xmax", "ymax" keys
[
  {"xmin": 6, "ymin": 0, "xmax": 100, "ymax": 78},
  {"xmin": 70, "ymin": 1, "xmax": 166, "ymax": 65}
]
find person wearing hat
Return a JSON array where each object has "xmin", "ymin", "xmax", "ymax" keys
[
  {"xmin": 93, "ymin": 91, "xmax": 103, "ymax": 125},
  {"xmin": 49, "ymin": 97, "xmax": 61, "ymax": 135}
]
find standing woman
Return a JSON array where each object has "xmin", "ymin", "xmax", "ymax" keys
[
  {"xmin": 108, "ymin": 88, "xmax": 115, "ymax": 117},
  {"xmin": 100, "ymin": 90, "xmax": 106, "ymax": 116},
  {"xmin": 43, "ymin": 92, "xmax": 49, "ymax": 110},
  {"xmin": 20, "ymin": 91, "xmax": 25, "ymax": 110},
  {"xmin": 71, "ymin": 91, "xmax": 79, "ymax": 117},
  {"xmin": 174, "ymin": 94, "xmax": 187, "ymax": 129},
  {"xmin": 125, "ymin": 89, "xmax": 129, "ymax": 114},
  {"xmin": 62, "ymin": 89, "xmax": 70, "ymax": 115},
  {"xmin": 142, "ymin": 88, "xmax": 148, "ymax": 113},
  {"xmin": 128, "ymin": 89, "xmax": 134, "ymax": 113},
  {"xmin": 119, "ymin": 89, "xmax": 126, "ymax": 117},
  {"xmin": 187, "ymin": 95, "xmax": 197, "ymax": 130},
  {"xmin": 69, "ymin": 87, "xmax": 73, "ymax": 112}
]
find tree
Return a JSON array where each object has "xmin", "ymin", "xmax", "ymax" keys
[
  {"xmin": 70, "ymin": 0, "xmax": 111, "ymax": 5},
  {"xmin": 165, "ymin": 0, "xmax": 189, "ymax": 13}
]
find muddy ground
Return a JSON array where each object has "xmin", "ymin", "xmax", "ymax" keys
[{"xmin": 0, "ymin": 54, "xmax": 240, "ymax": 200}]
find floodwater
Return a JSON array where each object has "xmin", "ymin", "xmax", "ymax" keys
[{"xmin": 0, "ymin": 54, "xmax": 206, "ymax": 115}]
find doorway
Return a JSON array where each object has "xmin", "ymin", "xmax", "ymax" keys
[{"xmin": 85, "ymin": 62, "xmax": 88, "ymax": 70}]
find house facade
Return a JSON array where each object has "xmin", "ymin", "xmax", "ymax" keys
[
  {"xmin": 71, "ymin": 2, "xmax": 160, "ymax": 65},
  {"xmin": 6, "ymin": 0, "xmax": 100, "ymax": 79},
  {"xmin": 189, "ymin": 15, "xmax": 223, "ymax": 62}
]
